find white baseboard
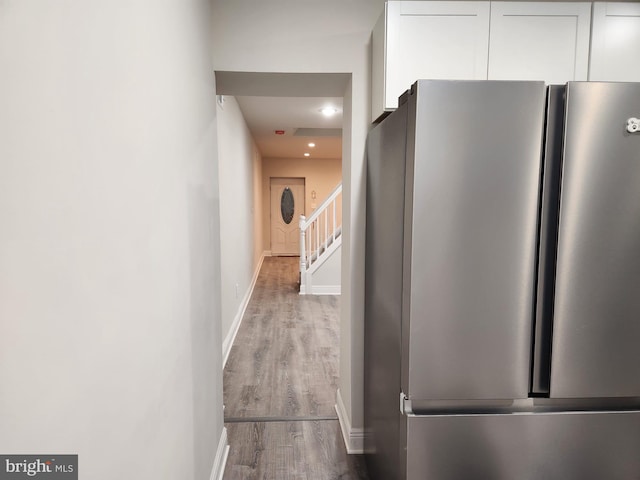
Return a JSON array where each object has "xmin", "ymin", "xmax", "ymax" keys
[
  {"xmin": 335, "ymin": 389, "xmax": 365, "ymax": 454},
  {"xmin": 300, "ymin": 284, "xmax": 341, "ymax": 295},
  {"xmin": 309, "ymin": 285, "xmax": 341, "ymax": 295},
  {"xmin": 210, "ymin": 427, "xmax": 230, "ymax": 480},
  {"xmin": 222, "ymin": 252, "xmax": 266, "ymax": 367}
]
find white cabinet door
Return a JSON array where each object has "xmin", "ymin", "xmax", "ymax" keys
[
  {"xmin": 488, "ymin": 2, "xmax": 591, "ymax": 84},
  {"xmin": 372, "ymin": 1, "xmax": 490, "ymax": 122},
  {"xmin": 590, "ymin": 3, "xmax": 640, "ymax": 81}
]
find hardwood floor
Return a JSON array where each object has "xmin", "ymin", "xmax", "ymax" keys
[
  {"xmin": 224, "ymin": 421, "xmax": 369, "ymax": 480},
  {"xmin": 223, "ymin": 257, "xmax": 369, "ymax": 479}
]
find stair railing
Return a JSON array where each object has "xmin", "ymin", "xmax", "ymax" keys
[{"xmin": 299, "ymin": 183, "xmax": 342, "ymax": 289}]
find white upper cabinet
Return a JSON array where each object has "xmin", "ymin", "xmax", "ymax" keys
[
  {"xmin": 589, "ymin": 3, "xmax": 640, "ymax": 81},
  {"xmin": 371, "ymin": 1, "xmax": 640, "ymax": 120},
  {"xmin": 487, "ymin": 2, "xmax": 592, "ymax": 84},
  {"xmin": 371, "ymin": 1, "xmax": 490, "ymax": 122}
]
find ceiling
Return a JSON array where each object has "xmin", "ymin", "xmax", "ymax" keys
[
  {"xmin": 215, "ymin": 71, "xmax": 348, "ymax": 160},
  {"xmin": 234, "ymin": 96, "xmax": 342, "ymax": 159}
]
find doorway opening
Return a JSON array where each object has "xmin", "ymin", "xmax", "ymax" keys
[{"xmin": 215, "ymin": 71, "xmax": 354, "ymax": 475}]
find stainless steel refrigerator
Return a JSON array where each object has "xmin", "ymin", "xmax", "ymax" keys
[{"xmin": 364, "ymin": 80, "xmax": 640, "ymax": 480}]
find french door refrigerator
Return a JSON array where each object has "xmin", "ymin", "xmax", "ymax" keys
[{"xmin": 364, "ymin": 80, "xmax": 640, "ymax": 480}]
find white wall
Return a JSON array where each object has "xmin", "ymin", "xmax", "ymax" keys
[
  {"xmin": 217, "ymin": 96, "xmax": 263, "ymax": 351},
  {"xmin": 0, "ymin": 2, "xmax": 224, "ymax": 479},
  {"xmin": 212, "ymin": 0, "xmax": 385, "ymax": 447},
  {"xmin": 311, "ymin": 246, "xmax": 342, "ymax": 294}
]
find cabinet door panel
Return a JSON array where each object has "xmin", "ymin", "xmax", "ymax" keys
[
  {"xmin": 589, "ymin": 2, "xmax": 640, "ymax": 81},
  {"xmin": 385, "ymin": 1, "xmax": 490, "ymax": 111},
  {"xmin": 488, "ymin": 2, "xmax": 591, "ymax": 83}
]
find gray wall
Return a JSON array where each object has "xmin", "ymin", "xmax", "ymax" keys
[
  {"xmin": 217, "ymin": 95, "xmax": 263, "ymax": 357},
  {"xmin": 0, "ymin": 1, "xmax": 224, "ymax": 478}
]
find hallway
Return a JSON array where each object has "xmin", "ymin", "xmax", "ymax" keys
[{"xmin": 223, "ymin": 257, "xmax": 368, "ymax": 479}]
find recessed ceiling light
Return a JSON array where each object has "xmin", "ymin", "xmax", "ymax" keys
[
  {"xmin": 320, "ymin": 107, "xmax": 339, "ymax": 117},
  {"xmin": 308, "ymin": 142, "xmax": 316, "ymax": 148},
  {"xmin": 304, "ymin": 153, "xmax": 310, "ymax": 157}
]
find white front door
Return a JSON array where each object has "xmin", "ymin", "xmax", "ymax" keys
[{"xmin": 270, "ymin": 178, "xmax": 305, "ymax": 256}]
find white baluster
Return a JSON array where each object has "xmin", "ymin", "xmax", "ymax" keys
[
  {"xmin": 315, "ymin": 218, "xmax": 320, "ymax": 261},
  {"xmin": 307, "ymin": 222, "xmax": 312, "ymax": 267},
  {"xmin": 332, "ymin": 198, "xmax": 337, "ymax": 241},
  {"xmin": 324, "ymin": 208, "xmax": 328, "ymax": 249}
]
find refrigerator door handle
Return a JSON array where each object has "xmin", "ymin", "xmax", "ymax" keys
[
  {"xmin": 531, "ymin": 85, "xmax": 566, "ymax": 396},
  {"xmin": 400, "ymin": 392, "xmax": 414, "ymax": 416}
]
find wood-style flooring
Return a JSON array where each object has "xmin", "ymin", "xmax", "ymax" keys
[{"xmin": 223, "ymin": 257, "xmax": 369, "ymax": 479}]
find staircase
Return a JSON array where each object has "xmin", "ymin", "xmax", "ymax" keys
[{"xmin": 299, "ymin": 183, "xmax": 342, "ymax": 295}]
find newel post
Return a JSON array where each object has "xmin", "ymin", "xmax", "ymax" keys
[{"xmin": 299, "ymin": 215, "xmax": 307, "ymax": 274}]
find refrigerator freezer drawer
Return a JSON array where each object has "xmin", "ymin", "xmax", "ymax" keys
[{"xmin": 406, "ymin": 411, "xmax": 640, "ymax": 480}]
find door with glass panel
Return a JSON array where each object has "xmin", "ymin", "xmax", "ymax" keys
[{"xmin": 270, "ymin": 178, "xmax": 305, "ymax": 256}]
